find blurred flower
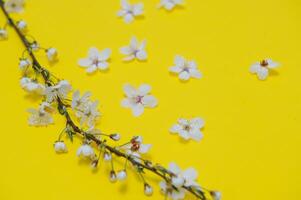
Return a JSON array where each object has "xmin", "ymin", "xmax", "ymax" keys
[
  {"xmin": 250, "ymin": 59, "xmax": 279, "ymax": 80},
  {"xmin": 17, "ymin": 20, "xmax": 27, "ymax": 33},
  {"xmin": 158, "ymin": 0, "xmax": 183, "ymax": 11},
  {"xmin": 103, "ymin": 152, "xmax": 112, "ymax": 161},
  {"xmin": 20, "ymin": 77, "xmax": 45, "ymax": 94},
  {"xmin": 117, "ymin": 170, "xmax": 127, "ymax": 180},
  {"xmin": 45, "ymin": 80, "xmax": 72, "ymax": 102},
  {"xmin": 78, "ymin": 100, "xmax": 100, "ymax": 127},
  {"xmin": 46, "ymin": 47, "xmax": 58, "ymax": 62},
  {"xmin": 77, "ymin": 144, "xmax": 95, "ymax": 159},
  {"xmin": 121, "ymin": 83, "xmax": 157, "ymax": 117},
  {"xmin": 120, "ymin": 36, "xmax": 147, "ymax": 61},
  {"xmin": 169, "ymin": 55, "xmax": 202, "ymax": 81},
  {"xmin": 0, "ymin": 28, "xmax": 8, "ymax": 40},
  {"xmin": 110, "ymin": 170, "xmax": 117, "ymax": 182},
  {"xmin": 4, "ymin": 0, "xmax": 24, "ymax": 13},
  {"xmin": 144, "ymin": 183, "xmax": 153, "ymax": 196},
  {"xmin": 30, "ymin": 41, "xmax": 39, "ymax": 51},
  {"xmin": 54, "ymin": 141, "xmax": 67, "ymax": 153},
  {"xmin": 170, "ymin": 117, "xmax": 204, "ymax": 141},
  {"xmin": 71, "ymin": 90, "xmax": 91, "ymax": 111},
  {"xmin": 19, "ymin": 58, "xmax": 31, "ymax": 70},
  {"xmin": 27, "ymin": 102, "xmax": 54, "ymax": 126},
  {"xmin": 78, "ymin": 47, "xmax": 111, "ymax": 73},
  {"xmin": 117, "ymin": 0, "xmax": 144, "ymax": 24}
]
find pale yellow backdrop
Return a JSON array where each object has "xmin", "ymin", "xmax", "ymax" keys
[{"xmin": 0, "ymin": 0, "xmax": 300, "ymax": 200}]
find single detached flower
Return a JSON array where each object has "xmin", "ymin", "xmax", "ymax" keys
[
  {"xmin": 0, "ymin": 28, "xmax": 8, "ymax": 40},
  {"xmin": 45, "ymin": 80, "xmax": 72, "ymax": 102},
  {"xmin": 78, "ymin": 47, "xmax": 111, "ymax": 73},
  {"xmin": 27, "ymin": 102, "xmax": 54, "ymax": 126},
  {"xmin": 158, "ymin": 0, "xmax": 183, "ymax": 11},
  {"xmin": 19, "ymin": 58, "xmax": 31, "ymax": 70},
  {"xmin": 17, "ymin": 20, "xmax": 27, "ymax": 33},
  {"xmin": 117, "ymin": 0, "xmax": 144, "ymax": 24},
  {"xmin": 250, "ymin": 59, "xmax": 279, "ymax": 80},
  {"xmin": 77, "ymin": 144, "xmax": 95, "ymax": 159},
  {"xmin": 46, "ymin": 47, "xmax": 58, "ymax": 62},
  {"xmin": 123, "ymin": 136, "xmax": 151, "ymax": 158},
  {"xmin": 170, "ymin": 117, "xmax": 204, "ymax": 141},
  {"xmin": 54, "ymin": 141, "xmax": 67, "ymax": 153},
  {"xmin": 4, "ymin": 0, "xmax": 24, "ymax": 13},
  {"xmin": 117, "ymin": 170, "xmax": 127, "ymax": 180},
  {"xmin": 120, "ymin": 36, "xmax": 147, "ymax": 61},
  {"xmin": 159, "ymin": 162, "xmax": 199, "ymax": 199},
  {"xmin": 121, "ymin": 83, "xmax": 157, "ymax": 117},
  {"xmin": 20, "ymin": 77, "xmax": 45, "ymax": 94},
  {"xmin": 169, "ymin": 55, "xmax": 202, "ymax": 81}
]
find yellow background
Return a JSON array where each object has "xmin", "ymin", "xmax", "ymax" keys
[{"xmin": 0, "ymin": 0, "xmax": 300, "ymax": 199}]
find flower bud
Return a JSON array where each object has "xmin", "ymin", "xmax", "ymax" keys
[
  {"xmin": 117, "ymin": 170, "xmax": 127, "ymax": 180},
  {"xmin": 54, "ymin": 141, "xmax": 67, "ymax": 153},
  {"xmin": 30, "ymin": 41, "xmax": 39, "ymax": 51},
  {"xmin": 109, "ymin": 170, "xmax": 117, "ymax": 183},
  {"xmin": 19, "ymin": 58, "xmax": 31, "ymax": 70},
  {"xmin": 103, "ymin": 152, "xmax": 112, "ymax": 161},
  {"xmin": 0, "ymin": 28, "xmax": 8, "ymax": 40},
  {"xmin": 91, "ymin": 159, "xmax": 99, "ymax": 169},
  {"xmin": 110, "ymin": 133, "xmax": 120, "ymax": 141},
  {"xmin": 210, "ymin": 191, "xmax": 221, "ymax": 200},
  {"xmin": 144, "ymin": 183, "xmax": 153, "ymax": 196},
  {"xmin": 46, "ymin": 47, "xmax": 58, "ymax": 62},
  {"xmin": 171, "ymin": 176, "xmax": 185, "ymax": 188},
  {"xmin": 17, "ymin": 20, "xmax": 27, "ymax": 32}
]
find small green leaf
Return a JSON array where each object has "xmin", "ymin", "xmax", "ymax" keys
[
  {"xmin": 66, "ymin": 129, "xmax": 75, "ymax": 142},
  {"xmin": 57, "ymin": 104, "xmax": 66, "ymax": 115}
]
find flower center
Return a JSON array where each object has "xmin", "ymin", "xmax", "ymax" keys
[
  {"xmin": 135, "ymin": 95, "xmax": 143, "ymax": 104},
  {"xmin": 130, "ymin": 141, "xmax": 140, "ymax": 151},
  {"xmin": 260, "ymin": 60, "xmax": 269, "ymax": 67},
  {"xmin": 92, "ymin": 59, "xmax": 100, "ymax": 66},
  {"xmin": 183, "ymin": 125, "xmax": 191, "ymax": 131}
]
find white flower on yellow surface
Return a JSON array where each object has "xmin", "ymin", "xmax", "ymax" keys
[
  {"xmin": 158, "ymin": 0, "xmax": 183, "ymax": 11},
  {"xmin": 27, "ymin": 102, "xmax": 54, "ymax": 126},
  {"xmin": 78, "ymin": 47, "xmax": 111, "ymax": 73},
  {"xmin": 120, "ymin": 37, "xmax": 147, "ymax": 61},
  {"xmin": 123, "ymin": 136, "xmax": 151, "ymax": 158},
  {"xmin": 121, "ymin": 83, "xmax": 157, "ymax": 117},
  {"xmin": 46, "ymin": 47, "xmax": 58, "ymax": 62},
  {"xmin": 117, "ymin": 170, "xmax": 127, "ymax": 180},
  {"xmin": 169, "ymin": 55, "xmax": 202, "ymax": 81},
  {"xmin": 54, "ymin": 141, "xmax": 67, "ymax": 153},
  {"xmin": 71, "ymin": 90, "xmax": 91, "ymax": 111},
  {"xmin": 20, "ymin": 77, "xmax": 45, "ymax": 94},
  {"xmin": 17, "ymin": 20, "xmax": 27, "ymax": 32},
  {"xmin": 45, "ymin": 80, "xmax": 72, "ymax": 102},
  {"xmin": 117, "ymin": 0, "xmax": 144, "ymax": 24},
  {"xmin": 78, "ymin": 100, "xmax": 100, "ymax": 127},
  {"xmin": 19, "ymin": 58, "xmax": 31, "ymax": 70},
  {"xmin": 170, "ymin": 117, "xmax": 204, "ymax": 141},
  {"xmin": 4, "ymin": 0, "xmax": 24, "ymax": 13},
  {"xmin": 0, "ymin": 28, "xmax": 8, "ymax": 40},
  {"xmin": 250, "ymin": 59, "xmax": 279, "ymax": 80},
  {"xmin": 77, "ymin": 144, "xmax": 95, "ymax": 159},
  {"xmin": 159, "ymin": 162, "xmax": 199, "ymax": 199}
]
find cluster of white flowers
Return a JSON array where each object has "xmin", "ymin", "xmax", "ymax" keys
[
  {"xmin": 121, "ymin": 83, "xmax": 158, "ymax": 117},
  {"xmin": 122, "ymin": 136, "xmax": 152, "ymax": 159},
  {"xmin": 170, "ymin": 117, "xmax": 205, "ymax": 142},
  {"xmin": 160, "ymin": 162, "xmax": 200, "ymax": 200},
  {"xmin": 20, "ymin": 77, "xmax": 45, "ymax": 94},
  {"xmin": 27, "ymin": 102, "xmax": 54, "ymax": 126}
]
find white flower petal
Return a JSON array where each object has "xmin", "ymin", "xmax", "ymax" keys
[
  {"xmin": 257, "ymin": 67, "xmax": 269, "ymax": 80},
  {"xmin": 132, "ymin": 3, "xmax": 144, "ymax": 16},
  {"xmin": 130, "ymin": 36, "xmax": 139, "ymax": 49},
  {"xmin": 86, "ymin": 65, "xmax": 97, "ymax": 73},
  {"xmin": 123, "ymin": 55, "xmax": 136, "ymax": 61},
  {"xmin": 170, "ymin": 124, "xmax": 182, "ymax": 133},
  {"xmin": 169, "ymin": 162, "xmax": 181, "ymax": 174},
  {"xmin": 189, "ymin": 68, "xmax": 202, "ymax": 79},
  {"xmin": 138, "ymin": 84, "xmax": 151, "ymax": 95},
  {"xmin": 123, "ymin": 84, "xmax": 137, "ymax": 97},
  {"xmin": 120, "ymin": 46, "xmax": 133, "ymax": 55},
  {"xmin": 267, "ymin": 59, "xmax": 279, "ymax": 69},
  {"xmin": 132, "ymin": 104, "xmax": 144, "ymax": 117},
  {"xmin": 97, "ymin": 61, "xmax": 109, "ymax": 70},
  {"xmin": 142, "ymin": 95, "xmax": 157, "ymax": 108},
  {"xmin": 78, "ymin": 58, "xmax": 92, "ymax": 67},
  {"xmin": 136, "ymin": 50, "xmax": 147, "ymax": 60},
  {"xmin": 88, "ymin": 47, "xmax": 100, "ymax": 58},
  {"xmin": 182, "ymin": 167, "xmax": 198, "ymax": 181},
  {"xmin": 175, "ymin": 55, "xmax": 185, "ymax": 67},
  {"xmin": 191, "ymin": 117, "xmax": 204, "ymax": 129},
  {"xmin": 169, "ymin": 65, "xmax": 182, "ymax": 73},
  {"xmin": 179, "ymin": 71, "xmax": 190, "ymax": 80},
  {"xmin": 121, "ymin": 98, "xmax": 133, "ymax": 108},
  {"xmin": 139, "ymin": 144, "xmax": 151, "ymax": 154},
  {"xmin": 98, "ymin": 48, "xmax": 111, "ymax": 61},
  {"xmin": 124, "ymin": 13, "xmax": 134, "ymax": 23},
  {"xmin": 250, "ymin": 63, "xmax": 260, "ymax": 73},
  {"xmin": 179, "ymin": 130, "xmax": 190, "ymax": 140}
]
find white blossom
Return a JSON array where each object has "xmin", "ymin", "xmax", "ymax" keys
[
  {"xmin": 121, "ymin": 83, "xmax": 157, "ymax": 117},
  {"xmin": 19, "ymin": 58, "xmax": 31, "ymax": 70},
  {"xmin": 17, "ymin": 20, "xmax": 27, "ymax": 32},
  {"xmin": 45, "ymin": 80, "xmax": 72, "ymax": 102},
  {"xmin": 77, "ymin": 144, "xmax": 95, "ymax": 159},
  {"xmin": 117, "ymin": 170, "xmax": 127, "ymax": 180},
  {"xmin": 159, "ymin": 162, "xmax": 199, "ymax": 199},
  {"xmin": 46, "ymin": 47, "xmax": 58, "ymax": 62},
  {"xmin": 120, "ymin": 37, "xmax": 147, "ymax": 61},
  {"xmin": 123, "ymin": 136, "xmax": 151, "ymax": 160},
  {"xmin": 77, "ymin": 100, "xmax": 100, "ymax": 127},
  {"xmin": 250, "ymin": 59, "xmax": 279, "ymax": 80},
  {"xmin": 158, "ymin": 0, "xmax": 183, "ymax": 11},
  {"xmin": 54, "ymin": 141, "xmax": 67, "ymax": 153},
  {"xmin": 0, "ymin": 28, "xmax": 8, "ymax": 40},
  {"xmin": 78, "ymin": 47, "xmax": 111, "ymax": 73},
  {"xmin": 169, "ymin": 55, "xmax": 202, "ymax": 81},
  {"xmin": 144, "ymin": 183, "xmax": 153, "ymax": 196},
  {"xmin": 27, "ymin": 102, "xmax": 54, "ymax": 126},
  {"xmin": 170, "ymin": 117, "xmax": 204, "ymax": 141},
  {"xmin": 4, "ymin": 0, "xmax": 24, "ymax": 13},
  {"xmin": 71, "ymin": 90, "xmax": 91, "ymax": 111},
  {"xmin": 117, "ymin": 0, "xmax": 144, "ymax": 24},
  {"xmin": 20, "ymin": 77, "xmax": 45, "ymax": 94}
]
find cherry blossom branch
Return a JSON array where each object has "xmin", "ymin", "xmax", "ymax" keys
[{"xmin": 0, "ymin": 1, "xmax": 218, "ymax": 199}]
